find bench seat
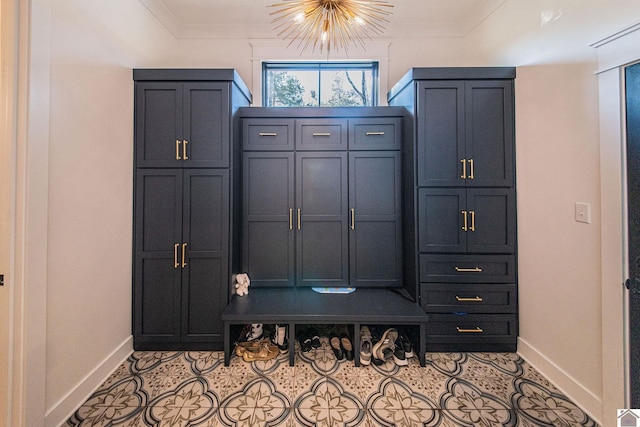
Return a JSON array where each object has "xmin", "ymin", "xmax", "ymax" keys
[{"xmin": 222, "ymin": 287, "xmax": 429, "ymax": 366}]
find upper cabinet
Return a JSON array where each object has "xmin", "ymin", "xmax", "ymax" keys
[
  {"xmin": 417, "ymin": 80, "xmax": 514, "ymax": 187},
  {"xmin": 134, "ymin": 69, "xmax": 252, "ymax": 169}
]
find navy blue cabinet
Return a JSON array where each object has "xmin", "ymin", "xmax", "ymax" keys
[
  {"xmin": 389, "ymin": 68, "xmax": 518, "ymax": 351},
  {"xmin": 133, "ymin": 69, "xmax": 251, "ymax": 350},
  {"xmin": 240, "ymin": 108, "xmax": 405, "ymax": 290}
]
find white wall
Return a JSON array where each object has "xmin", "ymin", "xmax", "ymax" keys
[{"xmin": 38, "ymin": 1, "xmax": 177, "ymax": 424}]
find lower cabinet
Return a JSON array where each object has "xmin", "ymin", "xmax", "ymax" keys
[
  {"xmin": 134, "ymin": 169, "xmax": 229, "ymax": 348},
  {"xmin": 419, "ymin": 254, "xmax": 517, "ymax": 351}
]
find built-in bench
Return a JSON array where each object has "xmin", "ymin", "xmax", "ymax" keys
[{"xmin": 222, "ymin": 288, "xmax": 429, "ymax": 367}]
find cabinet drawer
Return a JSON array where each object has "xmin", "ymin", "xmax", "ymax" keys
[
  {"xmin": 349, "ymin": 118, "xmax": 401, "ymax": 150},
  {"xmin": 421, "ymin": 283, "xmax": 516, "ymax": 313},
  {"xmin": 296, "ymin": 119, "xmax": 348, "ymax": 150},
  {"xmin": 243, "ymin": 119, "xmax": 294, "ymax": 150},
  {"xmin": 419, "ymin": 254, "xmax": 515, "ymax": 283},
  {"xmin": 426, "ymin": 313, "xmax": 517, "ymax": 343}
]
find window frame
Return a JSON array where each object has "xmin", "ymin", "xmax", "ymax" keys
[{"xmin": 262, "ymin": 61, "xmax": 380, "ymax": 107}]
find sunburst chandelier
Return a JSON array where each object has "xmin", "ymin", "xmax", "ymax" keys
[{"xmin": 269, "ymin": 0, "xmax": 394, "ymax": 54}]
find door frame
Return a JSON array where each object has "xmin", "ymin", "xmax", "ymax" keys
[{"xmin": 593, "ymin": 22, "xmax": 640, "ymax": 422}]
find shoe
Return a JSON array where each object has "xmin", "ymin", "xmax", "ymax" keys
[
  {"xmin": 298, "ymin": 335, "xmax": 313, "ymax": 353},
  {"xmin": 392, "ymin": 336, "xmax": 408, "ymax": 366},
  {"xmin": 360, "ymin": 326, "xmax": 373, "ymax": 366},
  {"xmin": 311, "ymin": 335, "xmax": 321, "ymax": 349},
  {"xmin": 235, "ymin": 339, "xmax": 266, "ymax": 357},
  {"xmin": 330, "ymin": 334, "xmax": 344, "ymax": 360},
  {"xmin": 372, "ymin": 328, "xmax": 398, "ymax": 361},
  {"xmin": 245, "ymin": 323, "xmax": 263, "ymax": 341},
  {"xmin": 340, "ymin": 334, "xmax": 354, "ymax": 361},
  {"xmin": 400, "ymin": 335, "xmax": 415, "ymax": 359},
  {"xmin": 242, "ymin": 341, "xmax": 279, "ymax": 362},
  {"xmin": 272, "ymin": 325, "xmax": 288, "ymax": 354}
]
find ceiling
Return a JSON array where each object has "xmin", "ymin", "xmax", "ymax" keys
[{"xmin": 139, "ymin": 0, "xmax": 509, "ymax": 39}]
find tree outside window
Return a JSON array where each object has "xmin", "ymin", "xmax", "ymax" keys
[{"xmin": 263, "ymin": 62, "xmax": 378, "ymax": 107}]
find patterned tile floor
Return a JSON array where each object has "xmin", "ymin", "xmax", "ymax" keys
[{"xmin": 66, "ymin": 340, "xmax": 599, "ymax": 426}]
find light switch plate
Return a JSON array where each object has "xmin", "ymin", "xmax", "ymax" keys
[{"xmin": 575, "ymin": 202, "xmax": 591, "ymax": 224}]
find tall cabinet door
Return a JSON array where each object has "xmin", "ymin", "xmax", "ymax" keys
[
  {"xmin": 296, "ymin": 152, "xmax": 349, "ymax": 286},
  {"xmin": 243, "ymin": 152, "xmax": 295, "ymax": 287},
  {"xmin": 465, "ymin": 81, "xmax": 514, "ymax": 187},
  {"xmin": 181, "ymin": 169, "xmax": 229, "ymax": 342},
  {"xmin": 417, "ymin": 81, "xmax": 465, "ymax": 187},
  {"xmin": 349, "ymin": 152, "xmax": 402, "ymax": 287},
  {"xmin": 183, "ymin": 83, "xmax": 230, "ymax": 168},
  {"xmin": 134, "ymin": 170, "xmax": 183, "ymax": 343},
  {"xmin": 135, "ymin": 83, "xmax": 183, "ymax": 168}
]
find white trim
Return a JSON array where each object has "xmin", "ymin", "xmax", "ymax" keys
[
  {"xmin": 250, "ymin": 40, "xmax": 391, "ymax": 106},
  {"xmin": 592, "ymin": 21, "xmax": 640, "ymax": 426},
  {"xmin": 518, "ymin": 338, "xmax": 602, "ymax": 425},
  {"xmin": 45, "ymin": 337, "xmax": 133, "ymax": 427},
  {"xmin": 591, "ymin": 22, "xmax": 640, "ymax": 74}
]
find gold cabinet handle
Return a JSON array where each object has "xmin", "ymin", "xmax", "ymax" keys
[
  {"xmin": 460, "ymin": 159, "xmax": 467, "ymax": 179},
  {"xmin": 289, "ymin": 208, "xmax": 293, "ymax": 230},
  {"xmin": 181, "ymin": 243, "xmax": 187, "ymax": 268},
  {"xmin": 455, "ymin": 267, "xmax": 483, "ymax": 272},
  {"xmin": 365, "ymin": 131, "xmax": 385, "ymax": 136},
  {"xmin": 469, "ymin": 158, "xmax": 474, "ymax": 179},
  {"xmin": 455, "ymin": 296, "xmax": 484, "ymax": 302},
  {"xmin": 350, "ymin": 208, "xmax": 355, "ymax": 230},
  {"xmin": 183, "ymin": 139, "xmax": 188, "ymax": 160},
  {"xmin": 312, "ymin": 132, "xmax": 331, "ymax": 137},
  {"xmin": 259, "ymin": 132, "xmax": 277, "ymax": 137},
  {"xmin": 176, "ymin": 140, "xmax": 182, "ymax": 160},
  {"xmin": 461, "ymin": 210, "xmax": 468, "ymax": 231},
  {"xmin": 174, "ymin": 243, "xmax": 180, "ymax": 269},
  {"xmin": 469, "ymin": 210, "xmax": 475, "ymax": 232},
  {"xmin": 297, "ymin": 208, "xmax": 301, "ymax": 230},
  {"xmin": 456, "ymin": 327, "xmax": 484, "ymax": 333}
]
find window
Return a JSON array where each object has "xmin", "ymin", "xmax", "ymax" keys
[{"xmin": 263, "ymin": 62, "xmax": 379, "ymax": 107}]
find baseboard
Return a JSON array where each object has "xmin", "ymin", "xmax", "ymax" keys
[
  {"xmin": 45, "ymin": 335, "xmax": 133, "ymax": 427},
  {"xmin": 517, "ymin": 337, "xmax": 602, "ymax": 425}
]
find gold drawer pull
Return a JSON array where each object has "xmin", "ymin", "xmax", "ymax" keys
[
  {"xmin": 174, "ymin": 243, "xmax": 180, "ymax": 269},
  {"xmin": 455, "ymin": 296, "xmax": 483, "ymax": 302},
  {"xmin": 457, "ymin": 327, "xmax": 484, "ymax": 333},
  {"xmin": 183, "ymin": 139, "xmax": 188, "ymax": 160},
  {"xmin": 350, "ymin": 208, "xmax": 355, "ymax": 230},
  {"xmin": 469, "ymin": 158, "xmax": 475, "ymax": 179},
  {"xmin": 181, "ymin": 243, "xmax": 187, "ymax": 268},
  {"xmin": 455, "ymin": 267, "xmax": 483, "ymax": 273},
  {"xmin": 460, "ymin": 159, "xmax": 467, "ymax": 179},
  {"xmin": 259, "ymin": 132, "xmax": 278, "ymax": 137},
  {"xmin": 366, "ymin": 131, "xmax": 385, "ymax": 136},
  {"xmin": 176, "ymin": 140, "xmax": 182, "ymax": 160},
  {"xmin": 312, "ymin": 132, "xmax": 331, "ymax": 137}
]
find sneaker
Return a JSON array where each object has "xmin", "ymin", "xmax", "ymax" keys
[
  {"xmin": 372, "ymin": 328, "xmax": 398, "ymax": 361},
  {"xmin": 360, "ymin": 326, "xmax": 373, "ymax": 366},
  {"xmin": 400, "ymin": 334, "xmax": 415, "ymax": 359},
  {"xmin": 272, "ymin": 324, "xmax": 288, "ymax": 354},
  {"xmin": 392, "ymin": 337, "xmax": 408, "ymax": 366},
  {"xmin": 245, "ymin": 323, "xmax": 263, "ymax": 341}
]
